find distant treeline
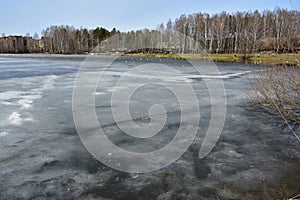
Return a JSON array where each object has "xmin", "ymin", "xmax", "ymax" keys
[
  {"xmin": 0, "ymin": 26, "xmax": 116, "ymax": 54},
  {"xmin": 0, "ymin": 8, "xmax": 299, "ymax": 54}
]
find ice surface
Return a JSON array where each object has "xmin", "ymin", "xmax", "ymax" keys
[{"xmin": 0, "ymin": 54, "xmax": 299, "ymax": 199}]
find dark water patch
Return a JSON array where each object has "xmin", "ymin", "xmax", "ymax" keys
[
  {"xmin": 194, "ymin": 159, "xmax": 211, "ymax": 179},
  {"xmin": 42, "ymin": 160, "xmax": 60, "ymax": 168},
  {"xmin": 220, "ymin": 135, "xmax": 247, "ymax": 146},
  {"xmin": 95, "ymin": 105, "xmax": 111, "ymax": 108},
  {"xmin": 12, "ymin": 178, "xmax": 78, "ymax": 200},
  {"xmin": 66, "ymin": 154, "xmax": 108, "ymax": 174},
  {"xmin": 219, "ymin": 163, "xmax": 251, "ymax": 176},
  {"xmin": 235, "ymin": 147, "xmax": 252, "ymax": 155},
  {"xmin": 60, "ymin": 128, "xmax": 78, "ymax": 136},
  {"xmin": 82, "ymin": 172, "xmax": 130, "ymax": 199},
  {"xmin": 103, "ymin": 121, "xmax": 180, "ymax": 153},
  {"xmin": 186, "ymin": 143, "xmax": 202, "ymax": 158},
  {"xmin": 84, "ymin": 181, "xmax": 164, "ymax": 200},
  {"xmin": 81, "ymin": 170, "xmax": 192, "ymax": 199}
]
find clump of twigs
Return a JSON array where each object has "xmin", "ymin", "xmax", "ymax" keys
[
  {"xmin": 248, "ymin": 65, "xmax": 300, "ymax": 133},
  {"xmin": 288, "ymin": 194, "xmax": 300, "ymax": 200}
]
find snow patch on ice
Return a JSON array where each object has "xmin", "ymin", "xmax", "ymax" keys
[
  {"xmin": 185, "ymin": 70, "xmax": 264, "ymax": 80},
  {"xmin": 1, "ymin": 101, "xmax": 14, "ymax": 106},
  {"xmin": 0, "ymin": 131, "xmax": 9, "ymax": 137},
  {"xmin": 41, "ymin": 75, "xmax": 58, "ymax": 90},
  {"xmin": 185, "ymin": 71, "xmax": 253, "ymax": 80},
  {"xmin": 0, "ymin": 91, "xmax": 24, "ymax": 101},
  {"xmin": 0, "ymin": 75, "xmax": 58, "ymax": 110},
  {"xmin": 94, "ymin": 92, "xmax": 106, "ymax": 96},
  {"xmin": 7, "ymin": 112, "xmax": 22, "ymax": 126},
  {"xmin": 18, "ymin": 94, "xmax": 42, "ymax": 109}
]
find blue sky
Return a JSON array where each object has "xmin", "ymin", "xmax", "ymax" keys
[{"xmin": 0, "ymin": 0, "xmax": 297, "ymax": 36}]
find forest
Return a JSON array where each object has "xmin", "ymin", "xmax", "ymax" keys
[{"xmin": 0, "ymin": 8, "xmax": 299, "ymax": 54}]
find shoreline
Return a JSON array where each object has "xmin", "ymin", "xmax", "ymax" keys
[
  {"xmin": 0, "ymin": 52, "xmax": 299, "ymax": 66},
  {"xmin": 123, "ymin": 53, "xmax": 300, "ymax": 66}
]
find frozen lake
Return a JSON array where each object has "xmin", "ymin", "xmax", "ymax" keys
[{"xmin": 0, "ymin": 54, "xmax": 299, "ymax": 199}]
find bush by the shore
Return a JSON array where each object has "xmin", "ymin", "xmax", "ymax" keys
[{"xmin": 248, "ymin": 66, "xmax": 300, "ymax": 125}]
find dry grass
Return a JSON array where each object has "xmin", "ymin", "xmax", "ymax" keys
[
  {"xmin": 208, "ymin": 53, "xmax": 299, "ymax": 65},
  {"xmin": 124, "ymin": 53, "xmax": 300, "ymax": 66},
  {"xmin": 248, "ymin": 66, "xmax": 300, "ymax": 124}
]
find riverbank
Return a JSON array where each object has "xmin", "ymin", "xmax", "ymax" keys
[
  {"xmin": 125, "ymin": 53, "xmax": 300, "ymax": 66},
  {"xmin": 1, "ymin": 52, "xmax": 299, "ymax": 66}
]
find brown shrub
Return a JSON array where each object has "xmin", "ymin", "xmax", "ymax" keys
[{"xmin": 248, "ymin": 65, "xmax": 300, "ymax": 125}]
